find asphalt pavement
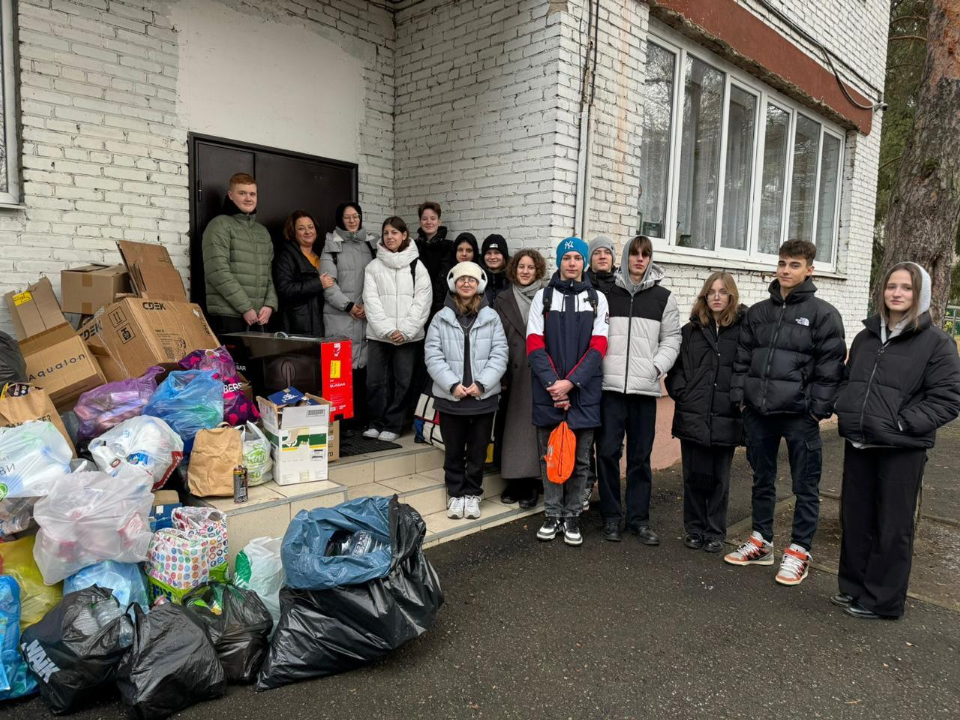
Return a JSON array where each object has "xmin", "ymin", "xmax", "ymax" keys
[{"xmin": 5, "ymin": 425, "xmax": 959, "ymax": 720}]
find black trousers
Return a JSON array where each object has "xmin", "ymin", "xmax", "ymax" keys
[
  {"xmin": 596, "ymin": 392, "xmax": 657, "ymax": 527},
  {"xmin": 743, "ymin": 408, "xmax": 822, "ymax": 550},
  {"xmin": 366, "ymin": 341, "xmax": 418, "ymax": 434},
  {"xmin": 439, "ymin": 411, "xmax": 495, "ymax": 498},
  {"xmin": 681, "ymin": 441, "xmax": 735, "ymax": 541},
  {"xmin": 838, "ymin": 443, "xmax": 926, "ymax": 618}
]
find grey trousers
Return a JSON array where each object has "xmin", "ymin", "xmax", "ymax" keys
[{"xmin": 538, "ymin": 426, "xmax": 594, "ymax": 519}]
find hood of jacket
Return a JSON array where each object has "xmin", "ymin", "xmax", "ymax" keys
[
  {"xmin": 220, "ymin": 195, "xmax": 257, "ymax": 223},
  {"xmin": 616, "ymin": 258, "xmax": 665, "ymax": 296},
  {"xmin": 768, "ymin": 276, "xmax": 817, "ymax": 305},
  {"xmin": 377, "ymin": 240, "xmax": 420, "ymax": 268}
]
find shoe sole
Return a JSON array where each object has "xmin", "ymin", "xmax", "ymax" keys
[
  {"xmin": 775, "ymin": 567, "xmax": 809, "ymax": 586},
  {"xmin": 703, "ymin": 544, "xmax": 724, "ymax": 554},
  {"xmin": 724, "ymin": 553, "xmax": 775, "ymax": 566},
  {"xmin": 635, "ymin": 537, "xmax": 660, "ymax": 546},
  {"xmin": 464, "ymin": 512, "xmax": 481, "ymax": 519},
  {"xmin": 830, "ymin": 595, "xmax": 854, "ymax": 608},
  {"xmin": 537, "ymin": 531, "xmax": 557, "ymax": 541},
  {"xmin": 602, "ymin": 535, "xmax": 621, "ymax": 543},
  {"xmin": 447, "ymin": 512, "xmax": 464, "ymax": 519},
  {"xmin": 564, "ymin": 536, "xmax": 583, "ymax": 546},
  {"xmin": 684, "ymin": 542, "xmax": 703, "ymax": 550}
]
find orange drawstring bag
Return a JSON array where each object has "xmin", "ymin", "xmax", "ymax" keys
[{"xmin": 545, "ymin": 420, "xmax": 576, "ymax": 484}]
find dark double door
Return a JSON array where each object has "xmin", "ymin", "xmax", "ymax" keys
[{"xmin": 188, "ymin": 134, "xmax": 358, "ymax": 310}]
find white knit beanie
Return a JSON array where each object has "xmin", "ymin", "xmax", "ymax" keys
[{"xmin": 447, "ymin": 261, "xmax": 488, "ymax": 293}]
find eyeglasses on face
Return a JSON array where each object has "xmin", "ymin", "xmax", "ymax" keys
[
  {"xmin": 456, "ymin": 277, "xmax": 479, "ymax": 285},
  {"xmin": 706, "ymin": 290, "xmax": 730, "ymax": 299}
]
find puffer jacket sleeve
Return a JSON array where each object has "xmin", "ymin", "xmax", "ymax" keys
[
  {"xmin": 808, "ymin": 306, "xmax": 847, "ymax": 419},
  {"xmin": 424, "ymin": 315, "xmax": 460, "ymax": 392},
  {"xmin": 320, "ymin": 244, "xmax": 351, "ymax": 312},
  {"xmin": 474, "ymin": 314, "xmax": 509, "ymax": 391},
  {"xmin": 264, "ymin": 241, "xmax": 278, "ymax": 310},
  {"xmin": 653, "ymin": 293, "xmax": 682, "ymax": 375},
  {"xmin": 567, "ymin": 291, "xmax": 610, "ymax": 387},
  {"xmin": 730, "ymin": 309, "xmax": 755, "ymax": 405},
  {"xmin": 202, "ymin": 217, "xmax": 254, "ymax": 315},
  {"xmin": 274, "ymin": 249, "xmax": 323, "ymax": 305},
  {"xmin": 362, "ymin": 262, "xmax": 391, "ymax": 340},
  {"xmin": 399, "ymin": 260, "xmax": 433, "ymax": 341},
  {"xmin": 526, "ymin": 290, "xmax": 560, "ymax": 388},
  {"xmin": 898, "ymin": 332, "xmax": 960, "ymax": 437},
  {"xmin": 665, "ymin": 324, "xmax": 690, "ymax": 402}
]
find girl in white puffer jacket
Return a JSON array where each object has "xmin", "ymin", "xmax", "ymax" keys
[{"xmin": 361, "ymin": 216, "xmax": 432, "ymax": 441}]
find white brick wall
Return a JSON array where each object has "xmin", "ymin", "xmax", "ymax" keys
[{"xmin": 1, "ymin": 0, "xmax": 394, "ymax": 332}]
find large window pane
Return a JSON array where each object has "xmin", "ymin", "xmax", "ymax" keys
[
  {"xmin": 638, "ymin": 43, "xmax": 675, "ymax": 239},
  {"xmin": 720, "ymin": 86, "xmax": 757, "ymax": 250},
  {"xmin": 788, "ymin": 114, "xmax": 821, "ymax": 242},
  {"xmin": 758, "ymin": 104, "xmax": 790, "ymax": 254},
  {"xmin": 676, "ymin": 56, "xmax": 724, "ymax": 250},
  {"xmin": 816, "ymin": 133, "xmax": 842, "ymax": 264}
]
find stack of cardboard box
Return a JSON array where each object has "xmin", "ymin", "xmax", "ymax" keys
[{"xmin": 257, "ymin": 388, "xmax": 340, "ymax": 486}]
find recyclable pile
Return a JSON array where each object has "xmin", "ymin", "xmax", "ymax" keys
[{"xmin": 0, "ymin": 241, "xmax": 443, "ymax": 717}]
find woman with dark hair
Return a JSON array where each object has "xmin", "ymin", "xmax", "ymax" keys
[
  {"xmin": 495, "ymin": 249, "xmax": 548, "ymax": 507},
  {"xmin": 665, "ymin": 271, "xmax": 746, "ymax": 553},
  {"xmin": 481, "ymin": 234, "xmax": 511, "ymax": 305},
  {"xmin": 362, "ymin": 216, "xmax": 433, "ymax": 442},
  {"xmin": 273, "ymin": 210, "xmax": 325, "ymax": 336},
  {"xmin": 454, "ymin": 232, "xmax": 480, "ymax": 264},
  {"xmin": 320, "ymin": 202, "xmax": 379, "ymax": 427},
  {"xmin": 832, "ymin": 261, "xmax": 960, "ymax": 620},
  {"xmin": 415, "ymin": 201, "xmax": 456, "ymax": 319}
]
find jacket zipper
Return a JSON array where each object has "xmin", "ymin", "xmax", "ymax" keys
[
  {"xmin": 857, "ymin": 342, "xmax": 887, "ymax": 442},
  {"xmin": 623, "ymin": 293, "xmax": 637, "ymax": 394},
  {"xmin": 760, "ymin": 303, "xmax": 787, "ymax": 414}
]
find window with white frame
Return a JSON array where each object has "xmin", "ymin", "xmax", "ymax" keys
[
  {"xmin": 637, "ymin": 30, "xmax": 845, "ymax": 270},
  {"xmin": 0, "ymin": 0, "xmax": 21, "ymax": 206}
]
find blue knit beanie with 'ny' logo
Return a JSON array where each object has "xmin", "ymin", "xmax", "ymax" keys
[{"xmin": 557, "ymin": 236, "xmax": 589, "ymax": 265}]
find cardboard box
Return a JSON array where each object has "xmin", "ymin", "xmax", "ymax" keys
[
  {"xmin": 21, "ymin": 325, "xmax": 105, "ymax": 409},
  {"xmin": 4, "ymin": 277, "xmax": 67, "ymax": 341},
  {"xmin": 117, "ymin": 240, "xmax": 187, "ymax": 301},
  {"xmin": 79, "ymin": 298, "xmax": 219, "ymax": 378},
  {"xmin": 258, "ymin": 391, "xmax": 337, "ymax": 485},
  {"xmin": 61, "ymin": 264, "xmax": 131, "ymax": 315}
]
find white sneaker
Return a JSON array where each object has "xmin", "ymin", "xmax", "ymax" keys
[
  {"xmin": 378, "ymin": 431, "xmax": 399, "ymax": 442},
  {"xmin": 362, "ymin": 427, "xmax": 380, "ymax": 439},
  {"xmin": 723, "ymin": 531, "xmax": 774, "ymax": 566},
  {"xmin": 447, "ymin": 496, "xmax": 465, "ymax": 519},
  {"xmin": 464, "ymin": 496, "xmax": 481, "ymax": 519},
  {"xmin": 775, "ymin": 544, "xmax": 811, "ymax": 586}
]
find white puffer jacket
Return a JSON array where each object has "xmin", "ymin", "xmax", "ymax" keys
[{"xmin": 362, "ymin": 241, "xmax": 432, "ymax": 344}]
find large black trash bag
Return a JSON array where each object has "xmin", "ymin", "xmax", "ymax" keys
[
  {"xmin": 19, "ymin": 586, "xmax": 133, "ymax": 714},
  {"xmin": 255, "ymin": 497, "xmax": 444, "ymax": 691},
  {"xmin": 183, "ymin": 582, "xmax": 273, "ymax": 684},
  {"xmin": 116, "ymin": 602, "xmax": 225, "ymax": 720}
]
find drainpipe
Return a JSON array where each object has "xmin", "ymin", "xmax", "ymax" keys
[{"xmin": 573, "ymin": 0, "xmax": 599, "ymax": 240}]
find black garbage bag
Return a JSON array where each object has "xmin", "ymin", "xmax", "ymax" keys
[
  {"xmin": 116, "ymin": 603, "xmax": 225, "ymax": 720},
  {"xmin": 0, "ymin": 331, "xmax": 26, "ymax": 386},
  {"xmin": 19, "ymin": 586, "xmax": 133, "ymax": 714},
  {"xmin": 255, "ymin": 496, "xmax": 444, "ymax": 691},
  {"xmin": 183, "ymin": 582, "xmax": 273, "ymax": 683}
]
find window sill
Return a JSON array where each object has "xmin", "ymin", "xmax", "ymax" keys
[
  {"xmin": 0, "ymin": 201, "xmax": 26, "ymax": 211},
  {"xmin": 655, "ymin": 248, "xmax": 848, "ymax": 280}
]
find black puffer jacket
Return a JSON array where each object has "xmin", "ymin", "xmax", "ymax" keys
[
  {"xmin": 730, "ymin": 278, "xmax": 846, "ymax": 417},
  {"xmin": 835, "ymin": 312, "xmax": 960, "ymax": 448},
  {"xmin": 273, "ymin": 242, "xmax": 325, "ymax": 337},
  {"xmin": 666, "ymin": 308, "xmax": 746, "ymax": 447},
  {"xmin": 416, "ymin": 227, "xmax": 455, "ymax": 318},
  {"xmin": 586, "ymin": 267, "xmax": 617, "ymax": 294}
]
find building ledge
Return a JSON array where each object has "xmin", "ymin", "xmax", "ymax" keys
[{"xmin": 657, "ymin": 249, "xmax": 848, "ymax": 281}]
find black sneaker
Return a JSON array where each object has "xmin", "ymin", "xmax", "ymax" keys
[
  {"xmin": 601, "ymin": 522, "xmax": 622, "ymax": 542},
  {"xmin": 684, "ymin": 534, "xmax": 704, "ymax": 550},
  {"xmin": 563, "ymin": 518, "xmax": 583, "ymax": 546},
  {"xmin": 537, "ymin": 517, "xmax": 562, "ymax": 541},
  {"xmin": 703, "ymin": 538, "xmax": 724, "ymax": 553},
  {"xmin": 630, "ymin": 525, "xmax": 661, "ymax": 546}
]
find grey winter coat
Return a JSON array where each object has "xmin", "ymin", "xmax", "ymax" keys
[
  {"xmin": 495, "ymin": 287, "xmax": 542, "ymax": 479},
  {"xmin": 424, "ymin": 302, "xmax": 508, "ymax": 403},
  {"xmin": 600, "ymin": 244, "xmax": 681, "ymax": 396},
  {"xmin": 320, "ymin": 228, "xmax": 379, "ymax": 368}
]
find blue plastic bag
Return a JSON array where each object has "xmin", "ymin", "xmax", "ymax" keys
[
  {"xmin": 143, "ymin": 370, "xmax": 223, "ymax": 455},
  {"xmin": 64, "ymin": 561, "xmax": 150, "ymax": 611},
  {"xmin": 281, "ymin": 496, "xmax": 393, "ymax": 590},
  {"xmin": 0, "ymin": 576, "xmax": 38, "ymax": 701}
]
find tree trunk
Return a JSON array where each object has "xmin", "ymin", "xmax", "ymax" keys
[{"xmin": 881, "ymin": 0, "xmax": 960, "ymax": 325}]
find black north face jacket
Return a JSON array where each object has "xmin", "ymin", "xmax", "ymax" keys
[{"xmin": 730, "ymin": 278, "xmax": 846, "ymax": 418}]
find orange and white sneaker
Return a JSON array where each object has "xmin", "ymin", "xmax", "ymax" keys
[
  {"xmin": 723, "ymin": 531, "xmax": 774, "ymax": 566},
  {"xmin": 775, "ymin": 544, "xmax": 811, "ymax": 586}
]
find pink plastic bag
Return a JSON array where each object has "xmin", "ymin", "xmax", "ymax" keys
[
  {"xmin": 74, "ymin": 366, "xmax": 163, "ymax": 441},
  {"xmin": 179, "ymin": 346, "xmax": 258, "ymax": 426}
]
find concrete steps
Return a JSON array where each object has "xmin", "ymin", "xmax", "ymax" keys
[{"xmin": 189, "ymin": 432, "xmax": 544, "ymax": 560}]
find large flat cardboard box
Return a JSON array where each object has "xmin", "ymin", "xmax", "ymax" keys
[
  {"xmin": 21, "ymin": 325, "xmax": 105, "ymax": 408},
  {"xmin": 4, "ymin": 277, "xmax": 68, "ymax": 341},
  {"xmin": 117, "ymin": 240, "xmax": 187, "ymax": 302},
  {"xmin": 61, "ymin": 264, "xmax": 131, "ymax": 315},
  {"xmin": 79, "ymin": 298, "xmax": 219, "ymax": 378}
]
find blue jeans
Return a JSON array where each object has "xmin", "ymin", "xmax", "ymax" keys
[{"xmin": 744, "ymin": 408, "xmax": 823, "ymax": 550}]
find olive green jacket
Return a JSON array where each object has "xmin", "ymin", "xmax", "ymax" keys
[{"xmin": 202, "ymin": 211, "xmax": 278, "ymax": 318}]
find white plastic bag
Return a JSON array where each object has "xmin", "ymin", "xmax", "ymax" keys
[
  {"xmin": 233, "ymin": 537, "xmax": 284, "ymax": 629},
  {"xmin": 241, "ymin": 422, "xmax": 273, "ymax": 486},
  {"xmin": 32, "ymin": 469, "xmax": 155, "ymax": 585},
  {"xmin": 0, "ymin": 421, "xmax": 72, "ymax": 499},
  {"xmin": 89, "ymin": 415, "xmax": 184, "ymax": 491}
]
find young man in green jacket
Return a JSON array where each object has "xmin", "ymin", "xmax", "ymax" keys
[{"xmin": 202, "ymin": 172, "xmax": 278, "ymax": 335}]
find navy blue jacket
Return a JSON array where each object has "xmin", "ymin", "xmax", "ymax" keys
[{"xmin": 525, "ymin": 272, "xmax": 609, "ymax": 429}]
